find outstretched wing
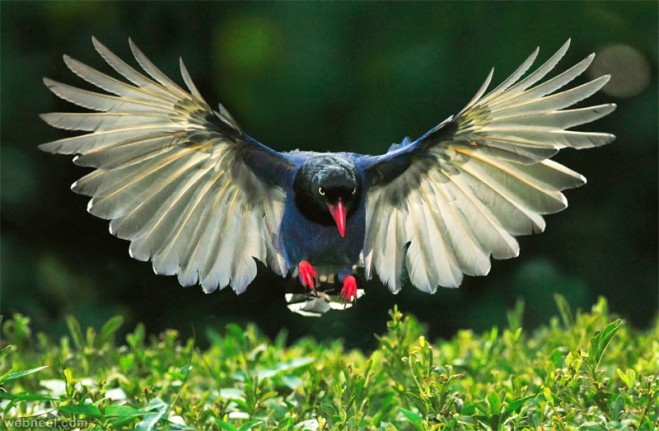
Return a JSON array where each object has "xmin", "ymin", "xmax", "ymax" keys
[
  {"xmin": 361, "ymin": 40, "xmax": 616, "ymax": 293},
  {"xmin": 41, "ymin": 37, "xmax": 294, "ymax": 294}
]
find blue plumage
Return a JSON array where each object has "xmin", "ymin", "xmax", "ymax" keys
[{"xmin": 279, "ymin": 154, "xmax": 367, "ymax": 270}]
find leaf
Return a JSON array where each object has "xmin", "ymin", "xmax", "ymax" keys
[
  {"xmin": 460, "ymin": 403, "xmax": 476, "ymax": 415},
  {"xmin": 97, "ymin": 315, "xmax": 124, "ymax": 348},
  {"xmin": 136, "ymin": 398, "xmax": 169, "ymax": 431},
  {"xmin": 487, "ymin": 392, "xmax": 502, "ymax": 415},
  {"xmin": 0, "ymin": 391, "xmax": 56, "ymax": 402},
  {"xmin": 226, "ymin": 323, "xmax": 245, "ymax": 340},
  {"xmin": 616, "ymin": 368, "xmax": 636, "ymax": 388},
  {"xmin": 400, "ymin": 407, "xmax": 424, "ymax": 425},
  {"xmin": 59, "ymin": 403, "xmax": 104, "ymax": 419},
  {"xmin": 503, "ymin": 394, "xmax": 535, "ymax": 416},
  {"xmin": 506, "ymin": 298, "xmax": 525, "ymax": 331},
  {"xmin": 106, "ymin": 404, "xmax": 145, "ymax": 417},
  {"xmin": 238, "ymin": 420, "xmax": 263, "ymax": 431},
  {"xmin": 0, "ymin": 345, "xmax": 15, "ymax": 358},
  {"xmin": 126, "ymin": 323, "xmax": 146, "ymax": 347},
  {"xmin": 108, "ymin": 405, "xmax": 147, "ymax": 428},
  {"xmin": 65, "ymin": 315, "xmax": 84, "ymax": 351},
  {"xmin": 589, "ymin": 319, "xmax": 622, "ymax": 370},
  {"xmin": 578, "ymin": 422, "xmax": 604, "ymax": 430},
  {"xmin": 107, "ymin": 404, "xmax": 148, "ymax": 428},
  {"xmin": 0, "ymin": 365, "xmax": 48, "ymax": 384},
  {"xmin": 610, "ymin": 393, "xmax": 625, "ymax": 420},
  {"xmin": 217, "ymin": 420, "xmax": 238, "ymax": 431},
  {"xmin": 137, "ymin": 413, "xmax": 164, "ymax": 430},
  {"xmin": 232, "ymin": 357, "xmax": 314, "ymax": 381},
  {"xmin": 554, "ymin": 294, "xmax": 574, "ymax": 327},
  {"xmin": 294, "ymin": 419, "xmax": 321, "ymax": 430},
  {"xmin": 168, "ymin": 364, "xmax": 193, "ymax": 381}
]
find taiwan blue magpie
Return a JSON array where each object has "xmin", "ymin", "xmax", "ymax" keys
[{"xmin": 41, "ymin": 38, "xmax": 615, "ymax": 309}]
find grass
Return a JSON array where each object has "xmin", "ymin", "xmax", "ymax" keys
[{"xmin": 1, "ymin": 296, "xmax": 657, "ymax": 430}]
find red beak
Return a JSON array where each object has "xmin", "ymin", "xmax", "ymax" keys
[{"xmin": 327, "ymin": 199, "xmax": 347, "ymax": 238}]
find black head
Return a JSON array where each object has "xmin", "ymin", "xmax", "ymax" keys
[{"xmin": 293, "ymin": 155, "xmax": 363, "ymax": 236}]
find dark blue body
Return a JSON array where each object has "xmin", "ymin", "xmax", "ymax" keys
[
  {"xmin": 245, "ymin": 133, "xmax": 417, "ymax": 278},
  {"xmin": 278, "ymin": 151, "xmax": 368, "ymax": 275}
]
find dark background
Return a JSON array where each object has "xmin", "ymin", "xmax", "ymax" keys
[{"xmin": 2, "ymin": 2, "xmax": 657, "ymax": 349}]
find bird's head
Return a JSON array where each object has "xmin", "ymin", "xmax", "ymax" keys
[{"xmin": 294, "ymin": 155, "xmax": 363, "ymax": 237}]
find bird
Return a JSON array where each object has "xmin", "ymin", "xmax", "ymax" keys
[{"xmin": 40, "ymin": 37, "xmax": 615, "ymax": 309}]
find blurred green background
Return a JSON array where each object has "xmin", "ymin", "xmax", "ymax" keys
[{"xmin": 2, "ymin": 2, "xmax": 657, "ymax": 349}]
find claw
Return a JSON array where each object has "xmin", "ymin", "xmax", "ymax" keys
[
  {"xmin": 341, "ymin": 275, "xmax": 358, "ymax": 302},
  {"xmin": 298, "ymin": 260, "xmax": 318, "ymax": 289}
]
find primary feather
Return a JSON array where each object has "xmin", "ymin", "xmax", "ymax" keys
[
  {"xmin": 362, "ymin": 39, "xmax": 615, "ymax": 293},
  {"xmin": 41, "ymin": 37, "xmax": 293, "ymax": 294}
]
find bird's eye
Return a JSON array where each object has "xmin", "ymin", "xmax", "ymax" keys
[
  {"xmin": 351, "ymin": 187, "xmax": 357, "ymax": 195},
  {"xmin": 318, "ymin": 187, "xmax": 325, "ymax": 196}
]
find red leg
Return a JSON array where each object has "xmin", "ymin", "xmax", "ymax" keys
[
  {"xmin": 298, "ymin": 260, "xmax": 318, "ymax": 289},
  {"xmin": 341, "ymin": 275, "xmax": 358, "ymax": 302}
]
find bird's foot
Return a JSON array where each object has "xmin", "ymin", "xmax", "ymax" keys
[
  {"xmin": 298, "ymin": 260, "xmax": 318, "ymax": 289},
  {"xmin": 341, "ymin": 275, "xmax": 358, "ymax": 302}
]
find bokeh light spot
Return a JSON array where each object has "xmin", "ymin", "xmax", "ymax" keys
[
  {"xmin": 215, "ymin": 16, "xmax": 281, "ymax": 75},
  {"xmin": 588, "ymin": 44, "xmax": 651, "ymax": 99}
]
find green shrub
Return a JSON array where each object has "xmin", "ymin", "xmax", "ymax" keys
[{"xmin": 1, "ymin": 296, "xmax": 657, "ymax": 430}]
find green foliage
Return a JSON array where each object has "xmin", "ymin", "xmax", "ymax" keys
[
  {"xmin": 1, "ymin": 1, "xmax": 657, "ymax": 347},
  {"xmin": 1, "ymin": 297, "xmax": 657, "ymax": 430}
]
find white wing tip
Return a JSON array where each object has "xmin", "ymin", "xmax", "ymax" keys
[
  {"xmin": 202, "ymin": 285, "xmax": 218, "ymax": 294},
  {"xmin": 91, "ymin": 35, "xmax": 104, "ymax": 51},
  {"xmin": 580, "ymin": 174, "xmax": 588, "ymax": 185},
  {"xmin": 38, "ymin": 113, "xmax": 53, "ymax": 126},
  {"xmin": 387, "ymin": 279, "xmax": 402, "ymax": 294},
  {"xmin": 128, "ymin": 38, "xmax": 141, "ymax": 58},
  {"xmin": 603, "ymin": 133, "xmax": 616, "ymax": 145}
]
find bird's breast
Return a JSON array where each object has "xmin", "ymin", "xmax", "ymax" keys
[{"xmin": 279, "ymin": 198, "xmax": 365, "ymax": 268}]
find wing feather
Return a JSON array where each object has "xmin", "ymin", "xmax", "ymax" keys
[
  {"xmin": 152, "ymin": 171, "xmax": 218, "ymax": 273},
  {"xmin": 490, "ymin": 54, "xmax": 595, "ymax": 109},
  {"xmin": 492, "ymin": 75, "xmax": 610, "ymax": 117},
  {"xmin": 483, "ymin": 47, "xmax": 539, "ymax": 100},
  {"xmin": 128, "ymin": 39, "xmax": 190, "ymax": 100},
  {"xmin": 42, "ymin": 78, "xmax": 173, "ymax": 113},
  {"xmin": 500, "ymin": 39, "xmax": 571, "ymax": 96},
  {"xmin": 62, "ymin": 55, "xmax": 172, "ymax": 106},
  {"xmin": 41, "ymin": 38, "xmax": 293, "ymax": 293},
  {"xmin": 179, "ymin": 58, "xmax": 208, "ymax": 104},
  {"xmin": 364, "ymin": 41, "xmax": 615, "ymax": 293},
  {"xmin": 431, "ymin": 179, "xmax": 491, "ymax": 276},
  {"xmin": 40, "ymin": 112, "xmax": 174, "ymax": 133},
  {"xmin": 449, "ymin": 174, "xmax": 520, "ymax": 259},
  {"xmin": 92, "ymin": 37, "xmax": 178, "ymax": 101}
]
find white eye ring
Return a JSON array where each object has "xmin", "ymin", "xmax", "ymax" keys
[
  {"xmin": 351, "ymin": 187, "xmax": 357, "ymax": 195},
  {"xmin": 318, "ymin": 187, "xmax": 325, "ymax": 196}
]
